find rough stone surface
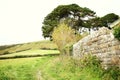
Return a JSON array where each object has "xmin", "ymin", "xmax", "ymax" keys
[{"xmin": 73, "ymin": 27, "xmax": 120, "ymax": 68}]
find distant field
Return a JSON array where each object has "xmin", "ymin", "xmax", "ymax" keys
[
  {"xmin": 0, "ymin": 50, "xmax": 60, "ymax": 59},
  {"xmin": 0, "ymin": 40, "xmax": 58, "ymax": 55},
  {"xmin": 0, "ymin": 49, "xmax": 59, "ymax": 59}
]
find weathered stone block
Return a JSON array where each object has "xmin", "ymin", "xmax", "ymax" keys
[{"xmin": 73, "ymin": 27, "xmax": 120, "ymax": 68}]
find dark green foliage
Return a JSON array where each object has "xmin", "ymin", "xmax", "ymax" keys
[
  {"xmin": 86, "ymin": 13, "xmax": 119, "ymax": 31},
  {"xmin": 42, "ymin": 4, "xmax": 95, "ymax": 38},
  {"xmin": 102, "ymin": 66, "xmax": 120, "ymax": 80},
  {"xmin": 86, "ymin": 17, "xmax": 103, "ymax": 29},
  {"xmin": 101, "ymin": 13, "xmax": 119, "ymax": 27},
  {"xmin": 113, "ymin": 26, "xmax": 120, "ymax": 40},
  {"xmin": 80, "ymin": 54, "xmax": 120, "ymax": 80},
  {"xmin": 42, "ymin": 3, "xmax": 119, "ymax": 39}
]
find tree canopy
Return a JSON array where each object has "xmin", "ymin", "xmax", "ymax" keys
[
  {"xmin": 42, "ymin": 4, "xmax": 95, "ymax": 39},
  {"xmin": 100, "ymin": 13, "xmax": 119, "ymax": 27},
  {"xmin": 42, "ymin": 4, "xmax": 119, "ymax": 39},
  {"xmin": 83, "ymin": 13, "xmax": 119, "ymax": 30}
]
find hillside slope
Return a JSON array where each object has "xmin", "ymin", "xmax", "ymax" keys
[{"xmin": 0, "ymin": 40, "xmax": 58, "ymax": 55}]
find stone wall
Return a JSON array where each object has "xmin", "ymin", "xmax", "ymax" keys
[{"xmin": 73, "ymin": 27, "xmax": 120, "ymax": 68}]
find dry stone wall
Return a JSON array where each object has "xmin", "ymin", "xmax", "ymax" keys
[{"xmin": 73, "ymin": 27, "xmax": 120, "ymax": 68}]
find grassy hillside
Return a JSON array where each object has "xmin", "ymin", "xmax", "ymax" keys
[{"xmin": 0, "ymin": 40, "xmax": 58, "ymax": 55}]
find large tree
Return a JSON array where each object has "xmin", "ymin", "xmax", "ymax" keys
[
  {"xmin": 42, "ymin": 4, "xmax": 119, "ymax": 39},
  {"xmin": 42, "ymin": 4, "xmax": 95, "ymax": 39}
]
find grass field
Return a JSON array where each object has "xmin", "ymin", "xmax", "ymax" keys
[
  {"xmin": 0, "ymin": 56, "xmax": 54, "ymax": 80},
  {"xmin": 0, "ymin": 50, "xmax": 59, "ymax": 59},
  {"xmin": 40, "ymin": 56, "xmax": 102, "ymax": 80},
  {"xmin": 0, "ymin": 55, "xmax": 119, "ymax": 80},
  {"xmin": 0, "ymin": 40, "xmax": 119, "ymax": 80},
  {"xmin": 0, "ymin": 40, "xmax": 60, "ymax": 80},
  {"xmin": 0, "ymin": 56, "xmax": 103, "ymax": 80}
]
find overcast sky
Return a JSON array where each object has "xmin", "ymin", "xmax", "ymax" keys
[{"xmin": 0, "ymin": 0, "xmax": 120, "ymax": 45}]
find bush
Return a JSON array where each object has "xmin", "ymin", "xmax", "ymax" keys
[
  {"xmin": 79, "ymin": 54, "xmax": 120, "ymax": 80},
  {"xmin": 80, "ymin": 54, "xmax": 120, "ymax": 80},
  {"xmin": 52, "ymin": 23, "xmax": 81, "ymax": 54},
  {"xmin": 113, "ymin": 26, "xmax": 120, "ymax": 40},
  {"xmin": 102, "ymin": 66, "xmax": 120, "ymax": 80},
  {"xmin": 80, "ymin": 54, "xmax": 102, "ymax": 68}
]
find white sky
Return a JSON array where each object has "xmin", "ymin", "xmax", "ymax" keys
[{"xmin": 0, "ymin": 0, "xmax": 120, "ymax": 45}]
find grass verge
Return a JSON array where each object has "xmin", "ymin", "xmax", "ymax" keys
[
  {"xmin": 40, "ymin": 56, "xmax": 101, "ymax": 80},
  {"xmin": 40, "ymin": 55, "xmax": 120, "ymax": 80}
]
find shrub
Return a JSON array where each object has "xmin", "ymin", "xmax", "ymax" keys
[
  {"xmin": 80, "ymin": 54, "xmax": 120, "ymax": 80},
  {"xmin": 52, "ymin": 23, "xmax": 81, "ymax": 54},
  {"xmin": 102, "ymin": 66, "xmax": 120, "ymax": 80},
  {"xmin": 113, "ymin": 26, "xmax": 120, "ymax": 40},
  {"xmin": 80, "ymin": 54, "xmax": 102, "ymax": 68}
]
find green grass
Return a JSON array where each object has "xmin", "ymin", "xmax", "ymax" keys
[
  {"xmin": 0, "ymin": 55, "xmax": 119, "ymax": 80},
  {"xmin": 40, "ymin": 55, "xmax": 120, "ymax": 80},
  {"xmin": 40, "ymin": 56, "xmax": 102, "ymax": 80},
  {"xmin": 0, "ymin": 55, "xmax": 100, "ymax": 80},
  {"xmin": 0, "ymin": 56, "xmax": 55, "ymax": 80},
  {"xmin": 0, "ymin": 50, "xmax": 59, "ymax": 58}
]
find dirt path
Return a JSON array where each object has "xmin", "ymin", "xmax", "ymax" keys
[{"xmin": 37, "ymin": 70, "xmax": 43, "ymax": 80}]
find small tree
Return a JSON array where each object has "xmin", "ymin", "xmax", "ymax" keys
[{"xmin": 52, "ymin": 23, "xmax": 81, "ymax": 54}]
